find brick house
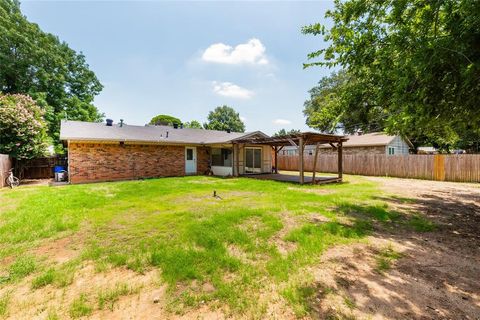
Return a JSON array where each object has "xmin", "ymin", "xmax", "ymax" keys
[
  {"xmin": 60, "ymin": 120, "xmax": 273, "ymax": 184},
  {"xmin": 281, "ymin": 132, "xmax": 413, "ymax": 156}
]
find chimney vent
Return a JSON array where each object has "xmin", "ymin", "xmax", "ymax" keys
[
  {"xmin": 180, "ymin": 123, "xmax": 184, "ymax": 129},
  {"xmin": 166, "ymin": 131, "xmax": 169, "ymax": 138},
  {"xmin": 173, "ymin": 123, "xmax": 179, "ymax": 129},
  {"xmin": 106, "ymin": 119, "xmax": 113, "ymax": 126},
  {"xmin": 119, "ymin": 119, "xmax": 124, "ymax": 127},
  {"xmin": 227, "ymin": 128, "xmax": 231, "ymax": 133}
]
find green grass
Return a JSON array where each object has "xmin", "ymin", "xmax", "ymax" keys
[
  {"xmin": 97, "ymin": 283, "xmax": 139, "ymax": 310},
  {"xmin": 406, "ymin": 214, "xmax": 436, "ymax": 232},
  {"xmin": 3, "ymin": 256, "xmax": 36, "ymax": 283},
  {"xmin": 0, "ymin": 293, "xmax": 10, "ymax": 317},
  {"xmin": 69, "ymin": 294, "xmax": 93, "ymax": 318},
  {"xmin": 375, "ymin": 245, "xmax": 403, "ymax": 274},
  {"xmin": 32, "ymin": 268, "xmax": 55, "ymax": 289},
  {"xmin": 0, "ymin": 175, "xmax": 424, "ymax": 317}
]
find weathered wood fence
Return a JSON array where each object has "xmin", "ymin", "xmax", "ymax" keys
[
  {"xmin": 277, "ymin": 154, "xmax": 480, "ymax": 183},
  {"xmin": 17, "ymin": 156, "xmax": 67, "ymax": 179},
  {"xmin": 0, "ymin": 154, "xmax": 12, "ymax": 188}
]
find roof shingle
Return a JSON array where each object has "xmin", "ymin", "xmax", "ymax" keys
[{"xmin": 60, "ymin": 120, "xmax": 260, "ymax": 144}]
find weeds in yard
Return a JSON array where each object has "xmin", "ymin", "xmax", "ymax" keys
[
  {"xmin": 98, "ymin": 282, "xmax": 139, "ymax": 311},
  {"xmin": 375, "ymin": 245, "xmax": 403, "ymax": 274},
  {"xmin": 7, "ymin": 255, "xmax": 36, "ymax": 282},
  {"xmin": 70, "ymin": 294, "xmax": 93, "ymax": 318},
  {"xmin": 0, "ymin": 293, "xmax": 10, "ymax": 317},
  {"xmin": 32, "ymin": 268, "xmax": 55, "ymax": 289},
  {"xmin": 406, "ymin": 214, "xmax": 436, "ymax": 232},
  {"xmin": 282, "ymin": 284, "xmax": 317, "ymax": 317},
  {"xmin": 46, "ymin": 309, "xmax": 60, "ymax": 320}
]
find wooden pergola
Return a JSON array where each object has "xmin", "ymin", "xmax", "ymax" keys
[{"xmin": 233, "ymin": 132, "xmax": 348, "ymax": 184}]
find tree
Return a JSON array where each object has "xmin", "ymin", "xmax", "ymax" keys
[
  {"xmin": 0, "ymin": 94, "xmax": 49, "ymax": 159},
  {"xmin": 204, "ymin": 106, "xmax": 245, "ymax": 132},
  {"xmin": 184, "ymin": 120, "xmax": 203, "ymax": 129},
  {"xmin": 273, "ymin": 129, "xmax": 301, "ymax": 137},
  {"xmin": 149, "ymin": 114, "xmax": 182, "ymax": 126},
  {"xmin": 302, "ymin": 0, "xmax": 480, "ymax": 151},
  {"xmin": 0, "ymin": 0, "xmax": 103, "ymax": 147},
  {"xmin": 303, "ymin": 70, "xmax": 386, "ymax": 134}
]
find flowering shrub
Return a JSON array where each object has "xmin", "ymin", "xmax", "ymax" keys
[{"xmin": 0, "ymin": 94, "xmax": 49, "ymax": 159}]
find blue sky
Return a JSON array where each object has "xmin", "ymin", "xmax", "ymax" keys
[{"xmin": 22, "ymin": 1, "xmax": 335, "ymax": 135}]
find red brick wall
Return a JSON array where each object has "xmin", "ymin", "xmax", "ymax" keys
[
  {"xmin": 197, "ymin": 147, "xmax": 210, "ymax": 175},
  {"xmin": 68, "ymin": 142, "xmax": 189, "ymax": 184}
]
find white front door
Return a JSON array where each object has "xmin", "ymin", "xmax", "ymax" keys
[{"xmin": 185, "ymin": 147, "xmax": 197, "ymax": 174}]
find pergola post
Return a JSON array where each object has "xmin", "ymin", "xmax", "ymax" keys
[
  {"xmin": 274, "ymin": 146, "xmax": 279, "ymax": 174},
  {"xmin": 337, "ymin": 141, "xmax": 343, "ymax": 180},
  {"xmin": 299, "ymin": 137, "xmax": 304, "ymax": 184},
  {"xmin": 234, "ymin": 143, "xmax": 240, "ymax": 177},
  {"xmin": 312, "ymin": 143, "xmax": 320, "ymax": 184}
]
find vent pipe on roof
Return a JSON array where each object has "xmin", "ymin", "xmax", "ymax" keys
[
  {"xmin": 173, "ymin": 123, "xmax": 179, "ymax": 129},
  {"xmin": 119, "ymin": 119, "xmax": 124, "ymax": 127},
  {"xmin": 106, "ymin": 119, "xmax": 113, "ymax": 126},
  {"xmin": 227, "ymin": 128, "xmax": 231, "ymax": 133},
  {"xmin": 166, "ymin": 131, "xmax": 169, "ymax": 138}
]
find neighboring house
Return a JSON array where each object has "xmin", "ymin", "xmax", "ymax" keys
[
  {"xmin": 281, "ymin": 132, "xmax": 413, "ymax": 156},
  {"xmin": 417, "ymin": 146, "xmax": 438, "ymax": 154},
  {"xmin": 60, "ymin": 120, "xmax": 273, "ymax": 184}
]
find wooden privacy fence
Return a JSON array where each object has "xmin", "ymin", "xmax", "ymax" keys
[
  {"xmin": 17, "ymin": 156, "xmax": 67, "ymax": 179},
  {"xmin": 277, "ymin": 154, "xmax": 480, "ymax": 183},
  {"xmin": 0, "ymin": 154, "xmax": 12, "ymax": 188}
]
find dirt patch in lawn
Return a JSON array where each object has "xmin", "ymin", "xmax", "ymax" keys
[
  {"xmin": 33, "ymin": 232, "xmax": 86, "ymax": 264},
  {"xmin": 299, "ymin": 177, "xmax": 480, "ymax": 319},
  {"xmin": 1, "ymin": 263, "xmax": 164, "ymax": 319}
]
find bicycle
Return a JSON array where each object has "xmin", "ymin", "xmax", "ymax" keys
[{"xmin": 5, "ymin": 168, "xmax": 20, "ymax": 188}]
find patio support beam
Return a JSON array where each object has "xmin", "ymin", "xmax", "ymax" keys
[
  {"xmin": 337, "ymin": 142, "xmax": 343, "ymax": 180},
  {"xmin": 311, "ymin": 143, "xmax": 320, "ymax": 184},
  {"xmin": 234, "ymin": 143, "xmax": 240, "ymax": 177},
  {"xmin": 299, "ymin": 137, "xmax": 304, "ymax": 184},
  {"xmin": 274, "ymin": 146, "xmax": 279, "ymax": 174}
]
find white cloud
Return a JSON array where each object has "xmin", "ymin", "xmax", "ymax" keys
[
  {"xmin": 212, "ymin": 81, "xmax": 254, "ymax": 99},
  {"xmin": 240, "ymin": 116, "xmax": 247, "ymax": 122},
  {"xmin": 202, "ymin": 39, "xmax": 268, "ymax": 65},
  {"xmin": 272, "ymin": 119, "xmax": 292, "ymax": 125}
]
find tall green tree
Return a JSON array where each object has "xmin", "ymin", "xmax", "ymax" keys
[
  {"xmin": 273, "ymin": 129, "xmax": 301, "ymax": 137},
  {"xmin": 149, "ymin": 114, "xmax": 182, "ymax": 126},
  {"xmin": 303, "ymin": 70, "xmax": 386, "ymax": 134},
  {"xmin": 0, "ymin": 0, "xmax": 103, "ymax": 147},
  {"xmin": 303, "ymin": 0, "xmax": 480, "ymax": 151},
  {"xmin": 0, "ymin": 93, "xmax": 49, "ymax": 159},
  {"xmin": 204, "ymin": 105, "xmax": 245, "ymax": 133},
  {"xmin": 184, "ymin": 120, "xmax": 203, "ymax": 129}
]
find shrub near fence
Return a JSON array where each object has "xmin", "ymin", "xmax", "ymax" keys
[
  {"xmin": 0, "ymin": 154, "xmax": 12, "ymax": 188},
  {"xmin": 277, "ymin": 154, "xmax": 480, "ymax": 183}
]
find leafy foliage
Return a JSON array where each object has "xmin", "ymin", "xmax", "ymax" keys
[
  {"xmin": 273, "ymin": 129, "xmax": 301, "ymax": 137},
  {"xmin": 204, "ymin": 105, "xmax": 245, "ymax": 132},
  {"xmin": 0, "ymin": 94, "xmax": 49, "ymax": 159},
  {"xmin": 0, "ymin": 0, "xmax": 103, "ymax": 147},
  {"xmin": 184, "ymin": 120, "xmax": 203, "ymax": 129},
  {"xmin": 303, "ymin": 0, "xmax": 480, "ymax": 151},
  {"xmin": 149, "ymin": 114, "xmax": 182, "ymax": 126}
]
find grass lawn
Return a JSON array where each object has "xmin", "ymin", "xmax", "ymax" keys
[{"xmin": 0, "ymin": 175, "xmax": 428, "ymax": 318}]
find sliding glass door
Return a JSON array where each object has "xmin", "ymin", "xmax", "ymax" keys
[{"xmin": 245, "ymin": 148, "xmax": 262, "ymax": 173}]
